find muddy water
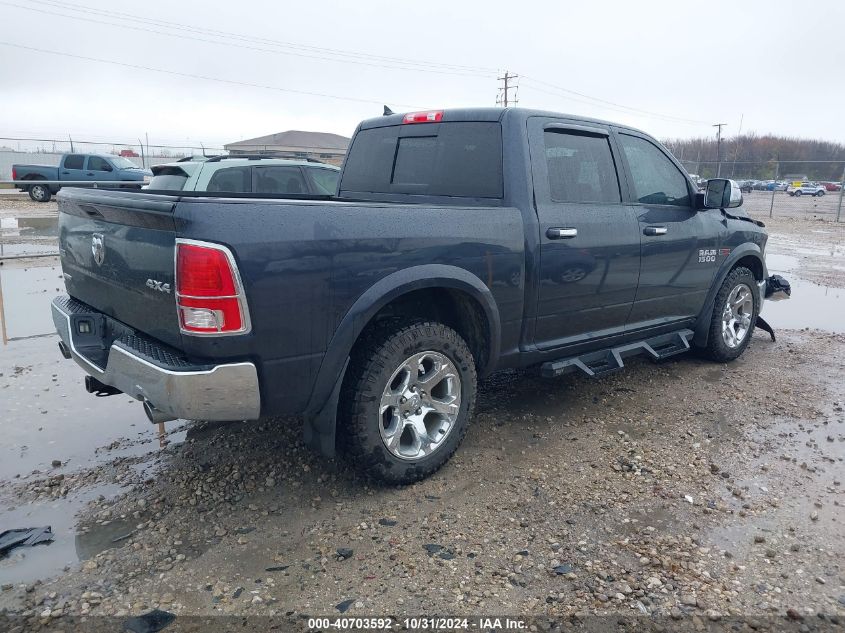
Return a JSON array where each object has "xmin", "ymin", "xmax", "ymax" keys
[
  {"xmin": 1, "ymin": 262, "xmax": 188, "ymax": 584},
  {"xmin": 0, "ymin": 216, "xmax": 59, "ymax": 258},
  {"xmin": 763, "ymin": 253, "xmax": 845, "ymax": 333}
]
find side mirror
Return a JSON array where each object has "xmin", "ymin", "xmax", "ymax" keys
[
  {"xmin": 102, "ymin": 165, "xmax": 113, "ymax": 172},
  {"xmin": 704, "ymin": 178, "xmax": 742, "ymax": 209}
]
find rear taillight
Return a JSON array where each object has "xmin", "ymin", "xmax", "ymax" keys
[
  {"xmin": 11, "ymin": 167, "xmax": 17, "ymax": 181},
  {"xmin": 402, "ymin": 110, "xmax": 444, "ymax": 124},
  {"xmin": 175, "ymin": 240, "xmax": 250, "ymax": 335}
]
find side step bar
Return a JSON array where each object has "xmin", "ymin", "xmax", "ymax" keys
[{"xmin": 540, "ymin": 329, "xmax": 694, "ymax": 379}]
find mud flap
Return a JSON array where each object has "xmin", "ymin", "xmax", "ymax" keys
[
  {"xmin": 302, "ymin": 358, "xmax": 348, "ymax": 458},
  {"xmin": 755, "ymin": 316, "xmax": 776, "ymax": 342}
]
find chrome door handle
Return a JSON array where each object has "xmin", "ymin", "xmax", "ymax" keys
[
  {"xmin": 644, "ymin": 226, "xmax": 668, "ymax": 236},
  {"xmin": 547, "ymin": 227, "xmax": 578, "ymax": 239}
]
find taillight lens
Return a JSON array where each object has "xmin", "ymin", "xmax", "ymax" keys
[
  {"xmin": 11, "ymin": 167, "xmax": 17, "ymax": 181},
  {"xmin": 402, "ymin": 110, "xmax": 444, "ymax": 124},
  {"xmin": 175, "ymin": 241, "xmax": 250, "ymax": 335}
]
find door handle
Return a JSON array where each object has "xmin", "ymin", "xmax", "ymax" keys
[
  {"xmin": 644, "ymin": 226, "xmax": 668, "ymax": 236},
  {"xmin": 547, "ymin": 227, "xmax": 578, "ymax": 239},
  {"xmin": 62, "ymin": 171, "xmax": 70, "ymax": 174},
  {"xmin": 86, "ymin": 172, "xmax": 94, "ymax": 176}
]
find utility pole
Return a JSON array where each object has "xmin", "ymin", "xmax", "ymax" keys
[
  {"xmin": 496, "ymin": 71, "xmax": 519, "ymax": 107},
  {"xmin": 713, "ymin": 123, "xmax": 726, "ymax": 177}
]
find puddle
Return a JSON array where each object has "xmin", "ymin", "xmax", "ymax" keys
[
  {"xmin": 762, "ymin": 256, "xmax": 845, "ymax": 333},
  {"xmin": 0, "ymin": 262, "xmax": 64, "ymax": 341},
  {"xmin": 0, "ymin": 334, "xmax": 190, "ymax": 583},
  {"xmin": 0, "ymin": 483, "xmax": 124, "ymax": 586},
  {"xmin": 0, "ymin": 217, "xmax": 59, "ymax": 258}
]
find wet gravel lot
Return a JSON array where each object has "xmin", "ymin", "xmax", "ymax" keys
[{"xmin": 0, "ymin": 195, "xmax": 843, "ymax": 630}]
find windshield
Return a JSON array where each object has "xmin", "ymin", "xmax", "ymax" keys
[{"xmin": 110, "ymin": 156, "xmax": 138, "ymax": 169}]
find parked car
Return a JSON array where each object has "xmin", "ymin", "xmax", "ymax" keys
[
  {"xmin": 786, "ymin": 182, "xmax": 826, "ymax": 197},
  {"xmin": 12, "ymin": 154, "xmax": 152, "ymax": 202},
  {"xmin": 51, "ymin": 107, "xmax": 780, "ymax": 484},
  {"xmin": 736, "ymin": 180, "xmax": 754, "ymax": 193},
  {"xmin": 146, "ymin": 156, "xmax": 340, "ymax": 195},
  {"xmin": 821, "ymin": 181, "xmax": 842, "ymax": 192}
]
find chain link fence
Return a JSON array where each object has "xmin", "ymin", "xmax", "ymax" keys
[{"xmin": 679, "ymin": 159, "xmax": 845, "ymax": 222}]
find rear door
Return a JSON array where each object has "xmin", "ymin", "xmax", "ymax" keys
[
  {"xmin": 615, "ymin": 131, "xmax": 720, "ymax": 328},
  {"xmin": 528, "ymin": 118, "xmax": 641, "ymax": 349},
  {"xmin": 61, "ymin": 154, "xmax": 88, "ymax": 182},
  {"xmin": 252, "ymin": 165, "xmax": 309, "ymax": 194},
  {"xmin": 58, "ymin": 189, "xmax": 181, "ymax": 347}
]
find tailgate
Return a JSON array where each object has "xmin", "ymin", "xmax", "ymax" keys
[{"xmin": 58, "ymin": 188, "xmax": 182, "ymax": 348}]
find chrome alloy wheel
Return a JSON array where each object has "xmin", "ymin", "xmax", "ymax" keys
[
  {"xmin": 378, "ymin": 351, "xmax": 461, "ymax": 461},
  {"xmin": 721, "ymin": 283, "xmax": 753, "ymax": 349}
]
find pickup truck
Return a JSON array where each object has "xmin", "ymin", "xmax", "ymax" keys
[
  {"xmin": 13, "ymin": 153, "xmax": 151, "ymax": 202},
  {"xmin": 51, "ymin": 107, "xmax": 778, "ymax": 484}
]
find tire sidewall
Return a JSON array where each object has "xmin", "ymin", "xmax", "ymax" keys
[
  {"xmin": 707, "ymin": 267, "xmax": 760, "ymax": 362},
  {"xmin": 344, "ymin": 322, "xmax": 477, "ymax": 483},
  {"xmin": 29, "ymin": 183, "xmax": 50, "ymax": 202}
]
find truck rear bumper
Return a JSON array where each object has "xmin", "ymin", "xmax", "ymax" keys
[{"xmin": 51, "ymin": 295, "xmax": 261, "ymax": 422}]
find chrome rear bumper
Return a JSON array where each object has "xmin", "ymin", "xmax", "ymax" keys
[{"xmin": 52, "ymin": 296, "xmax": 260, "ymax": 422}]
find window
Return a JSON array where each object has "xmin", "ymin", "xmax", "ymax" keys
[
  {"xmin": 544, "ymin": 131, "xmax": 620, "ymax": 203},
  {"xmin": 87, "ymin": 156, "xmax": 112, "ymax": 172},
  {"xmin": 64, "ymin": 154, "xmax": 85, "ymax": 170},
  {"xmin": 307, "ymin": 168, "xmax": 340, "ymax": 195},
  {"xmin": 253, "ymin": 166, "xmax": 307, "ymax": 194},
  {"xmin": 340, "ymin": 122, "xmax": 503, "ymax": 198},
  {"xmin": 206, "ymin": 166, "xmax": 251, "ymax": 193},
  {"xmin": 619, "ymin": 134, "xmax": 691, "ymax": 206}
]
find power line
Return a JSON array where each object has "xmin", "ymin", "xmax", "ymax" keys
[
  {"xmin": 3, "ymin": 0, "xmax": 496, "ymax": 78},
  {"xmin": 0, "ymin": 41, "xmax": 429, "ymax": 110},
  {"xmin": 519, "ymin": 75, "xmax": 711, "ymax": 126}
]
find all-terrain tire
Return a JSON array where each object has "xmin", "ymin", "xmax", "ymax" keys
[
  {"xmin": 702, "ymin": 266, "xmax": 760, "ymax": 362},
  {"xmin": 28, "ymin": 182, "xmax": 52, "ymax": 203},
  {"xmin": 340, "ymin": 321, "xmax": 477, "ymax": 484}
]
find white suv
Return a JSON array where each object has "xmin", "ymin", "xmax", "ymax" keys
[
  {"xmin": 786, "ymin": 182, "xmax": 826, "ymax": 197},
  {"xmin": 146, "ymin": 156, "xmax": 340, "ymax": 195}
]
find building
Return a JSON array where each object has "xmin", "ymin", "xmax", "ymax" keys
[{"xmin": 224, "ymin": 130, "xmax": 350, "ymax": 166}]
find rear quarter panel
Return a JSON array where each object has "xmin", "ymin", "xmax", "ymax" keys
[{"xmin": 174, "ymin": 198, "xmax": 525, "ymax": 414}]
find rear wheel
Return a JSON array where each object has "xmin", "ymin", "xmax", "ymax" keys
[
  {"xmin": 28, "ymin": 182, "xmax": 51, "ymax": 203},
  {"xmin": 793, "ymin": 190, "xmax": 802, "ymax": 197},
  {"xmin": 703, "ymin": 266, "xmax": 759, "ymax": 362},
  {"xmin": 340, "ymin": 321, "xmax": 477, "ymax": 484}
]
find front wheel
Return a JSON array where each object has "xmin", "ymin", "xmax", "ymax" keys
[
  {"xmin": 28, "ymin": 182, "xmax": 52, "ymax": 203},
  {"xmin": 340, "ymin": 321, "xmax": 477, "ymax": 484},
  {"xmin": 702, "ymin": 266, "xmax": 759, "ymax": 362},
  {"xmin": 816, "ymin": 190, "xmax": 825, "ymax": 197}
]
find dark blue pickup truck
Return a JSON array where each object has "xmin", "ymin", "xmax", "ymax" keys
[{"xmin": 51, "ymin": 107, "xmax": 777, "ymax": 483}]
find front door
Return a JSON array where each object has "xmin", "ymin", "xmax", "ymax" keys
[
  {"xmin": 615, "ymin": 132, "xmax": 720, "ymax": 328},
  {"xmin": 85, "ymin": 156, "xmax": 115, "ymax": 185},
  {"xmin": 529, "ymin": 118, "xmax": 641, "ymax": 350}
]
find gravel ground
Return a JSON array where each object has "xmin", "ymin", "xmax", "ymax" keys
[{"xmin": 0, "ymin": 199, "xmax": 843, "ymax": 631}]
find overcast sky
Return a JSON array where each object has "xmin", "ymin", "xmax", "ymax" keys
[{"xmin": 1, "ymin": 0, "xmax": 844, "ymax": 153}]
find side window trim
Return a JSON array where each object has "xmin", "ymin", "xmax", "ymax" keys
[{"xmin": 616, "ymin": 131, "xmax": 693, "ymax": 207}]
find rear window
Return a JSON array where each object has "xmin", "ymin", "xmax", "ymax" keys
[
  {"xmin": 207, "ymin": 166, "xmax": 251, "ymax": 193},
  {"xmin": 340, "ymin": 122, "xmax": 503, "ymax": 198},
  {"xmin": 148, "ymin": 166, "xmax": 191, "ymax": 190},
  {"xmin": 64, "ymin": 154, "xmax": 85, "ymax": 170}
]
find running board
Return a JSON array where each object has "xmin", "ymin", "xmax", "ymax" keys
[{"xmin": 540, "ymin": 329, "xmax": 694, "ymax": 378}]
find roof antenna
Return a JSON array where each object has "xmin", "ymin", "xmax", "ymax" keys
[
  {"xmin": 383, "ymin": 105, "xmax": 394, "ymax": 116},
  {"xmin": 200, "ymin": 142, "xmax": 208, "ymax": 158}
]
